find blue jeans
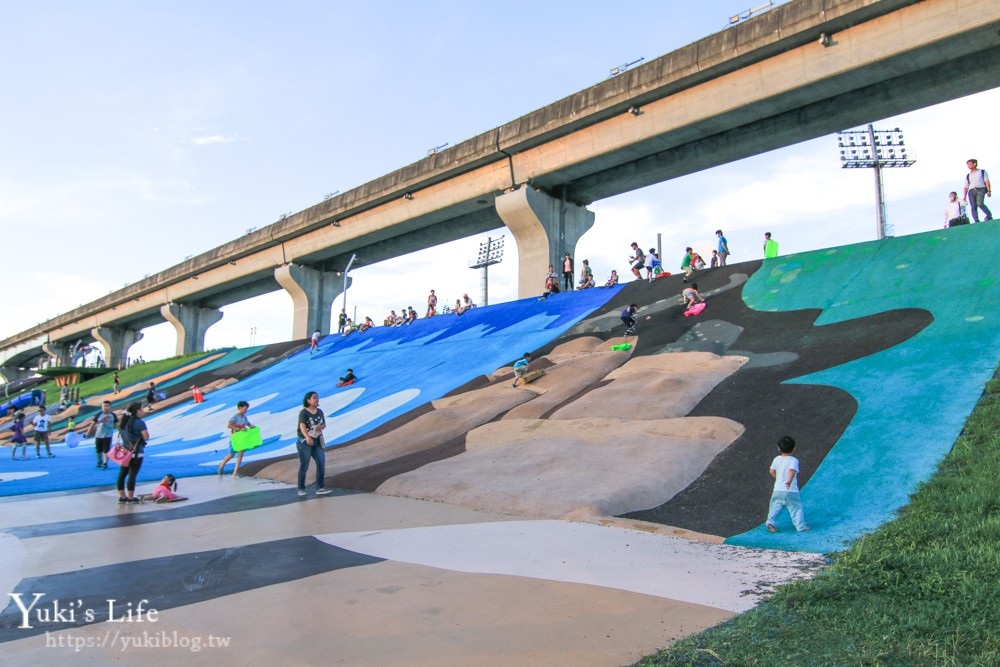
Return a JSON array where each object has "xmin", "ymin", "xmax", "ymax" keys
[
  {"xmin": 767, "ymin": 490, "xmax": 808, "ymax": 531},
  {"xmin": 968, "ymin": 188, "xmax": 992, "ymax": 223},
  {"xmin": 296, "ymin": 440, "xmax": 326, "ymax": 490}
]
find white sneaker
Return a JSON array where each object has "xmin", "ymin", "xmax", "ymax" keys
[
  {"xmin": 297, "ymin": 490, "xmax": 307, "ymax": 497},
  {"xmin": 316, "ymin": 488, "xmax": 332, "ymax": 495}
]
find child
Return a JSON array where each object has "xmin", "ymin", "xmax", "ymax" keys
[
  {"xmin": 426, "ymin": 290, "xmax": 438, "ymax": 318},
  {"xmin": 339, "ymin": 369, "xmax": 357, "ymax": 384},
  {"xmin": 646, "ymin": 249, "xmax": 661, "ymax": 282},
  {"xmin": 309, "ymin": 329, "xmax": 321, "ymax": 354},
  {"xmin": 511, "ymin": 353, "xmax": 532, "ymax": 388},
  {"xmin": 9, "ymin": 411, "xmax": 28, "ymax": 460},
  {"xmin": 32, "ymin": 406, "xmax": 53, "ymax": 458},
  {"xmin": 218, "ymin": 401, "xmax": 254, "ymax": 476},
  {"xmin": 766, "ymin": 436, "xmax": 810, "ymax": 532},
  {"xmin": 621, "ymin": 304, "xmax": 638, "ymax": 336},
  {"xmin": 682, "ymin": 283, "xmax": 705, "ymax": 309},
  {"xmin": 142, "ymin": 474, "xmax": 187, "ymax": 503},
  {"xmin": 603, "ymin": 270, "xmax": 619, "ymax": 288}
]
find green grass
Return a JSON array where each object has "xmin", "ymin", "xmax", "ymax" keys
[
  {"xmin": 29, "ymin": 350, "xmax": 225, "ymax": 403},
  {"xmin": 634, "ymin": 373, "xmax": 1000, "ymax": 667}
]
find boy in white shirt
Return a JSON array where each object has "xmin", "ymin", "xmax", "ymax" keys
[{"xmin": 766, "ymin": 436, "xmax": 809, "ymax": 532}]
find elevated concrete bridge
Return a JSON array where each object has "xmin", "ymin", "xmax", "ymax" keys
[{"xmin": 3, "ymin": 0, "xmax": 1000, "ymax": 380}]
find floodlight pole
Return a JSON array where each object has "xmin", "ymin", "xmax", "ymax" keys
[
  {"xmin": 341, "ymin": 254, "xmax": 356, "ymax": 326},
  {"xmin": 867, "ymin": 124, "xmax": 888, "ymax": 240},
  {"xmin": 468, "ymin": 236, "xmax": 504, "ymax": 307}
]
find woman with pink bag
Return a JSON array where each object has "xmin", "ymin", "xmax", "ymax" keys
[{"xmin": 115, "ymin": 401, "xmax": 150, "ymax": 505}]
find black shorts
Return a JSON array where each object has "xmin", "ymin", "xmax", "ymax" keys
[
  {"xmin": 621, "ymin": 316, "xmax": 636, "ymax": 328},
  {"xmin": 95, "ymin": 437, "xmax": 112, "ymax": 453}
]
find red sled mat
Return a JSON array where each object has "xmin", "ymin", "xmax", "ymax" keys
[{"xmin": 684, "ymin": 302, "xmax": 707, "ymax": 317}]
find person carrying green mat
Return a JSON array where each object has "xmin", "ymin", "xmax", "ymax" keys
[{"xmin": 218, "ymin": 401, "xmax": 256, "ymax": 476}]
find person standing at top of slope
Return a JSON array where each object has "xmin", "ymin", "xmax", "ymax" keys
[
  {"xmin": 337, "ymin": 309, "xmax": 347, "ymax": 335},
  {"xmin": 562, "ymin": 252, "xmax": 574, "ymax": 292},
  {"xmin": 426, "ymin": 290, "xmax": 438, "ymax": 318},
  {"xmin": 716, "ymin": 230, "xmax": 730, "ymax": 266},
  {"xmin": 963, "ymin": 159, "xmax": 992, "ymax": 223},
  {"xmin": 628, "ymin": 243, "xmax": 645, "ymax": 280}
]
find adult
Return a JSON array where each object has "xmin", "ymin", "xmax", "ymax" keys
[
  {"xmin": 628, "ymin": 243, "xmax": 645, "ymax": 280},
  {"xmin": 944, "ymin": 192, "xmax": 968, "ymax": 228},
  {"xmin": 562, "ymin": 252, "xmax": 575, "ymax": 291},
  {"xmin": 116, "ymin": 402, "xmax": 149, "ymax": 504},
  {"xmin": 297, "ymin": 391, "xmax": 331, "ymax": 496},
  {"xmin": 32, "ymin": 406, "xmax": 53, "ymax": 458},
  {"xmin": 716, "ymin": 230, "xmax": 730, "ymax": 266},
  {"xmin": 426, "ymin": 290, "xmax": 438, "ymax": 318},
  {"xmin": 764, "ymin": 232, "xmax": 780, "ymax": 258},
  {"xmin": 337, "ymin": 309, "xmax": 347, "ymax": 335},
  {"xmin": 963, "ymin": 159, "xmax": 992, "ymax": 223},
  {"xmin": 91, "ymin": 401, "xmax": 117, "ymax": 469},
  {"xmin": 462, "ymin": 294, "xmax": 475, "ymax": 311},
  {"xmin": 219, "ymin": 400, "xmax": 253, "ymax": 476}
]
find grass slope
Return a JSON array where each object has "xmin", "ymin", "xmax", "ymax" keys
[
  {"xmin": 31, "ymin": 351, "xmax": 215, "ymax": 403},
  {"xmin": 634, "ymin": 372, "xmax": 1000, "ymax": 667}
]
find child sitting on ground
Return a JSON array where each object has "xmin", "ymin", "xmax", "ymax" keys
[
  {"xmin": 603, "ymin": 270, "xmax": 619, "ymax": 288},
  {"xmin": 766, "ymin": 436, "xmax": 810, "ymax": 533},
  {"xmin": 142, "ymin": 474, "xmax": 187, "ymax": 504},
  {"xmin": 339, "ymin": 369, "xmax": 357, "ymax": 384}
]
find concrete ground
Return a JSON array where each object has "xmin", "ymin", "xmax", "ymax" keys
[{"xmin": 0, "ymin": 476, "xmax": 822, "ymax": 666}]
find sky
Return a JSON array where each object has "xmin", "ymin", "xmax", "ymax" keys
[{"xmin": 1, "ymin": 1, "xmax": 998, "ymax": 364}]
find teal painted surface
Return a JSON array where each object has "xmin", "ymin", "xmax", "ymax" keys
[
  {"xmin": 158, "ymin": 346, "xmax": 261, "ymax": 389},
  {"xmin": 728, "ymin": 223, "xmax": 1000, "ymax": 553}
]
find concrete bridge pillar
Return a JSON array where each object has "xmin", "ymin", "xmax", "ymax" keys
[
  {"xmin": 495, "ymin": 187, "xmax": 595, "ymax": 299},
  {"xmin": 92, "ymin": 327, "xmax": 144, "ymax": 369},
  {"xmin": 160, "ymin": 303, "xmax": 223, "ymax": 357},
  {"xmin": 275, "ymin": 264, "xmax": 352, "ymax": 340},
  {"xmin": 42, "ymin": 342, "xmax": 71, "ymax": 368},
  {"xmin": 0, "ymin": 367, "xmax": 32, "ymax": 384}
]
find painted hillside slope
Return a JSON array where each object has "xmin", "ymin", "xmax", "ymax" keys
[
  {"xmin": 0, "ymin": 288, "xmax": 618, "ymax": 496},
  {"xmin": 256, "ymin": 223, "xmax": 999, "ymax": 555}
]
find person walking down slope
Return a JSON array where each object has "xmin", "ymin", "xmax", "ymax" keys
[
  {"xmin": 944, "ymin": 192, "xmax": 968, "ymax": 228},
  {"xmin": 963, "ymin": 159, "xmax": 992, "ymax": 223}
]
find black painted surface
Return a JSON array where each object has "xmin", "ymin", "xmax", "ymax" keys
[
  {"xmin": 0, "ymin": 536, "xmax": 383, "ymax": 642},
  {"xmin": 7, "ymin": 488, "xmax": 352, "ymax": 539}
]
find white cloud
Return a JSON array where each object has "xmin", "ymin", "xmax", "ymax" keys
[{"xmin": 190, "ymin": 135, "xmax": 239, "ymax": 146}]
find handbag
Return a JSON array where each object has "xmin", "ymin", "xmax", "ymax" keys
[{"xmin": 108, "ymin": 443, "xmax": 133, "ymax": 467}]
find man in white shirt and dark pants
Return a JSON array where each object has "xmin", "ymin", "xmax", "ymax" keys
[{"xmin": 963, "ymin": 159, "xmax": 992, "ymax": 223}]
